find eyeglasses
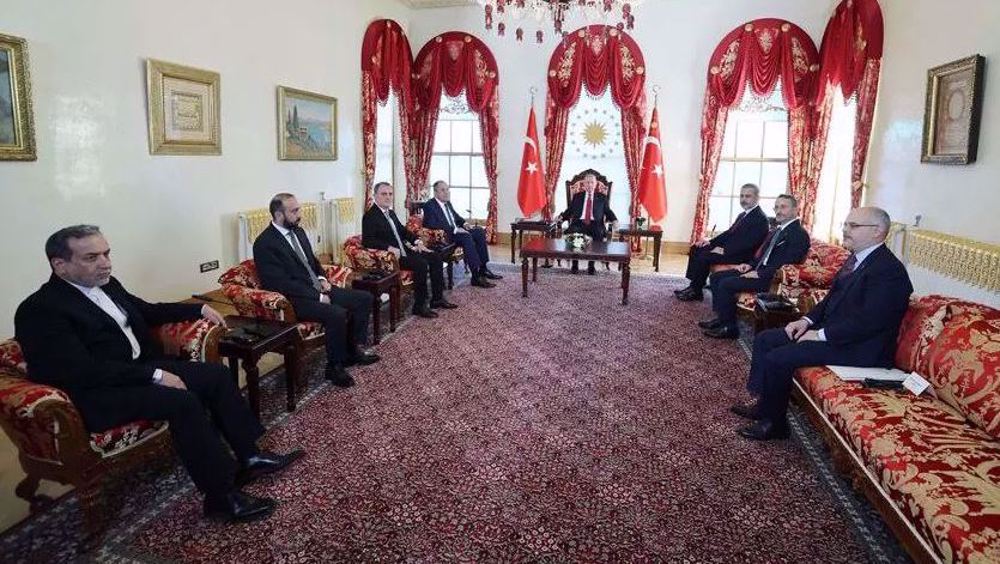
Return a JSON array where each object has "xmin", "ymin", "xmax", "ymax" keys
[{"xmin": 842, "ymin": 222, "xmax": 878, "ymax": 230}]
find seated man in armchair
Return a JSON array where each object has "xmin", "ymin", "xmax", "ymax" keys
[
  {"xmin": 422, "ymin": 180, "xmax": 502, "ymax": 288},
  {"xmin": 15, "ymin": 225, "xmax": 303, "ymax": 523},
  {"xmin": 555, "ymin": 172, "xmax": 618, "ymax": 274}
]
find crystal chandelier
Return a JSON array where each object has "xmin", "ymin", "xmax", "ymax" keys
[{"xmin": 476, "ymin": 0, "xmax": 643, "ymax": 43}]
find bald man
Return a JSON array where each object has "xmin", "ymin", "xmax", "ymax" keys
[{"xmin": 731, "ymin": 207, "xmax": 913, "ymax": 440}]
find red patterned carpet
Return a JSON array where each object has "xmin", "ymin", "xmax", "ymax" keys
[{"xmin": 104, "ymin": 267, "xmax": 870, "ymax": 561}]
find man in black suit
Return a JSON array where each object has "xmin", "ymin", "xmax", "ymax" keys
[
  {"xmin": 422, "ymin": 180, "xmax": 502, "ymax": 289},
  {"xmin": 701, "ymin": 194, "xmax": 811, "ymax": 339},
  {"xmin": 363, "ymin": 182, "xmax": 456, "ymax": 318},
  {"xmin": 556, "ymin": 172, "xmax": 618, "ymax": 274},
  {"xmin": 676, "ymin": 183, "xmax": 769, "ymax": 301},
  {"xmin": 15, "ymin": 225, "xmax": 303, "ymax": 522},
  {"xmin": 731, "ymin": 207, "xmax": 913, "ymax": 440},
  {"xmin": 254, "ymin": 193, "xmax": 378, "ymax": 388}
]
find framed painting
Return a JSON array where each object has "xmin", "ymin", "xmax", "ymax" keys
[
  {"xmin": 146, "ymin": 59, "xmax": 221, "ymax": 155},
  {"xmin": 277, "ymin": 86, "xmax": 337, "ymax": 160},
  {"xmin": 921, "ymin": 54, "xmax": 986, "ymax": 164},
  {"xmin": 0, "ymin": 33, "xmax": 36, "ymax": 161}
]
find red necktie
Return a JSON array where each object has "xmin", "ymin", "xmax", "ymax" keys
[{"xmin": 583, "ymin": 194, "xmax": 593, "ymax": 225}]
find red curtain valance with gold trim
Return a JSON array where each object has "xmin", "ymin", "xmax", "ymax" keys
[
  {"xmin": 412, "ymin": 32, "xmax": 500, "ymax": 242},
  {"xmin": 544, "ymin": 25, "xmax": 647, "ymax": 220}
]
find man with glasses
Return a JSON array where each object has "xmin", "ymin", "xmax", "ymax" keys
[
  {"xmin": 676, "ymin": 183, "xmax": 769, "ymax": 301},
  {"xmin": 731, "ymin": 207, "xmax": 913, "ymax": 440},
  {"xmin": 700, "ymin": 194, "xmax": 810, "ymax": 339}
]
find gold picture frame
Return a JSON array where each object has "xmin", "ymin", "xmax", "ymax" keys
[
  {"xmin": 0, "ymin": 33, "xmax": 37, "ymax": 161},
  {"xmin": 146, "ymin": 59, "xmax": 221, "ymax": 155},
  {"xmin": 921, "ymin": 54, "xmax": 986, "ymax": 165},
  {"xmin": 277, "ymin": 86, "xmax": 337, "ymax": 160}
]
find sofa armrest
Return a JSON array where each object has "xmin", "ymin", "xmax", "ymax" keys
[
  {"xmin": 0, "ymin": 371, "xmax": 91, "ymax": 464},
  {"xmin": 345, "ymin": 246, "xmax": 401, "ymax": 273},
  {"xmin": 417, "ymin": 227, "xmax": 449, "ymax": 246},
  {"xmin": 321, "ymin": 264, "xmax": 354, "ymax": 288},
  {"xmin": 152, "ymin": 318, "xmax": 226, "ymax": 364},
  {"xmin": 776, "ymin": 263, "xmax": 839, "ymax": 290},
  {"xmin": 220, "ymin": 284, "xmax": 296, "ymax": 323}
]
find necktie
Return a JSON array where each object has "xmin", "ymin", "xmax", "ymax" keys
[
  {"xmin": 731, "ymin": 211, "xmax": 747, "ymax": 230},
  {"xmin": 758, "ymin": 228, "xmax": 782, "ymax": 266},
  {"xmin": 384, "ymin": 209, "xmax": 407, "ymax": 257},
  {"xmin": 835, "ymin": 253, "xmax": 858, "ymax": 282},
  {"xmin": 583, "ymin": 193, "xmax": 593, "ymax": 225},
  {"xmin": 443, "ymin": 201, "xmax": 455, "ymax": 229},
  {"xmin": 287, "ymin": 230, "xmax": 322, "ymax": 291}
]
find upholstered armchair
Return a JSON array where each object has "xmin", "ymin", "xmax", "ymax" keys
[
  {"xmin": 406, "ymin": 213, "xmax": 463, "ymax": 288},
  {"xmin": 0, "ymin": 319, "xmax": 223, "ymax": 543},
  {"xmin": 342, "ymin": 235, "xmax": 415, "ymax": 289},
  {"xmin": 559, "ymin": 168, "xmax": 616, "ymax": 237},
  {"xmin": 217, "ymin": 259, "xmax": 353, "ymax": 351},
  {"xmin": 772, "ymin": 239, "xmax": 851, "ymax": 305}
]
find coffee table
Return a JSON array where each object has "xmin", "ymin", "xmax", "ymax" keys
[
  {"xmin": 520, "ymin": 239, "xmax": 632, "ymax": 305},
  {"xmin": 617, "ymin": 224, "xmax": 663, "ymax": 272},
  {"xmin": 217, "ymin": 316, "xmax": 302, "ymax": 420},
  {"xmin": 510, "ymin": 220, "xmax": 559, "ymax": 263}
]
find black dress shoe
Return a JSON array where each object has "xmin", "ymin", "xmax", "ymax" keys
[
  {"xmin": 346, "ymin": 348, "xmax": 380, "ymax": 366},
  {"xmin": 471, "ymin": 277, "xmax": 496, "ymax": 288},
  {"xmin": 675, "ymin": 289, "xmax": 704, "ymax": 302},
  {"xmin": 703, "ymin": 325, "xmax": 739, "ymax": 339},
  {"xmin": 482, "ymin": 269, "xmax": 503, "ymax": 280},
  {"xmin": 413, "ymin": 306, "xmax": 438, "ymax": 319},
  {"xmin": 697, "ymin": 318, "xmax": 723, "ymax": 330},
  {"xmin": 325, "ymin": 364, "xmax": 355, "ymax": 387},
  {"xmin": 236, "ymin": 449, "xmax": 305, "ymax": 486},
  {"xmin": 204, "ymin": 490, "xmax": 277, "ymax": 522},
  {"xmin": 729, "ymin": 402, "xmax": 762, "ymax": 420},
  {"xmin": 430, "ymin": 299, "xmax": 458, "ymax": 309},
  {"xmin": 737, "ymin": 420, "xmax": 790, "ymax": 441},
  {"xmin": 673, "ymin": 286, "xmax": 693, "ymax": 297},
  {"xmin": 587, "ymin": 264, "xmax": 596, "ymax": 275}
]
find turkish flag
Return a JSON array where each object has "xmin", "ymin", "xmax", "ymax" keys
[
  {"xmin": 517, "ymin": 106, "xmax": 547, "ymax": 217},
  {"xmin": 637, "ymin": 107, "xmax": 668, "ymax": 222}
]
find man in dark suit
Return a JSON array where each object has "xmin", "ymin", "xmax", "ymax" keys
[
  {"xmin": 676, "ymin": 183, "xmax": 769, "ymax": 301},
  {"xmin": 556, "ymin": 172, "xmax": 619, "ymax": 274},
  {"xmin": 701, "ymin": 194, "xmax": 811, "ymax": 339},
  {"xmin": 15, "ymin": 225, "xmax": 303, "ymax": 522},
  {"xmin": 731, "ymin": 207, "xmax": 913, "ymax": 440},
  {"xmin": 363, "ymin": 182, "xmax": 456, "ymax": 318},
  {"xmin": 422, "ymin": 180, "xmax": 502, "ymax": 289},
  {"xmin": 254, "ymin": 193, "xmax": 378, "ymax": 388}
]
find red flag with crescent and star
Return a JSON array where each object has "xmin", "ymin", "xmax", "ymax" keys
[
  {"xmin": 517, "ymin": 106, "xmax": 546, "ymax": 217},
  {"xmin": 637, "ymin": 107, "xmax": 668, "ymax": 222}
]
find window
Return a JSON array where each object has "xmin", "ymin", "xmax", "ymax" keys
[
  {"xmin": 374, "ymin": 92, "xmax": 398, "ymax": 207},
  {"xmin": 555, "ymin": 88, "xmax": 630, "ymax": 218},
  {"xmin": 813, "ymin": 89, "xmax": 858, "ymax": 244},
  {"xmin": 708, "ymin": 86, "xmax": 788, "ymax": 234},
  {"xmin": 429, "ymin": 95, "xmax": 488, "ymax": 220}
]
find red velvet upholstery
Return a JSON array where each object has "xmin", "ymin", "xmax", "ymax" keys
[
  {"xmin": 342, "ymin": 235, "xmax": 414, "ymax": 287},
  {"xmin": 795, "ymin": 296, "xmax": 1000, "ymax": 562}
]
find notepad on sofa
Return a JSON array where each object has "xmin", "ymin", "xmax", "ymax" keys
[{"xmin": 828, "ymin": 366, "xmax": 910, "ymax": 383}]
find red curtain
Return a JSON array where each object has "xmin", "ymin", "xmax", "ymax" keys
[
  {"xmin": 412, "ymin": 33, "xmax": 500, "ymax": 242},
  {"xmin": 543, "ymin": 25, "xmax": 647, "ymax": 221},
  {"xmin": 360, "ymin": 19, "xmax": 415, "ymax": 210},
  {"xmin": 815, "ymin": 0, "xmax": 884, "ymax": 208},
  {"xmin": 690, "ymin": 19, "xmax": 820, "ymax": 242}
]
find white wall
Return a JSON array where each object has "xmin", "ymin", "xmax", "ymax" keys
[
  {"xmin": 406, "ymin": 0, "xmax": 837, "ymax": 242},
  {"xmin": 867, "ymin": 0, "xmax": 1000, "ymax": 245},
  {"xmin": 0, "ymin": 0, "xmax": 410, "ymax": 336}
]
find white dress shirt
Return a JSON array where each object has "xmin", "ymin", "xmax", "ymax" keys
[{"xmin": 804, "ymin": 242, "xmax": 885, "ymax": 341}]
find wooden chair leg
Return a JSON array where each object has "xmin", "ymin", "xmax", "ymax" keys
[{"xmin": 78, "ymin": 475, "xmax": 109, "ymax": 548}]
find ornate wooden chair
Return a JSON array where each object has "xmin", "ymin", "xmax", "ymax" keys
[
  {"xmin": 558, "ymin": 168, "xmax": 617, "ymax": 269},
  {"xmin": 0, "ymin": 320, "xmax": 223, "ymax": 543}
]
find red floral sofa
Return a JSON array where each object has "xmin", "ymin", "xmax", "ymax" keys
[
  {"xmin": 793, "ymin": 295, "xmax": 1000, "ymax": 563},
  {"xmin": 0, "ymin": 319, "xmax": 223, "ymax": 542},
  {"xmin": 218, "ymin": 259, "xmax": 352, "ymax": 347}
]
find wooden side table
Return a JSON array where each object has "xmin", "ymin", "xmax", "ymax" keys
[
  {"xmin": 752, "ymin": 300, "xmax": 802, "ymax": 333},
  {"xmin": 351, "ymin": 271, "xmax": 400, "ymax": 344},
  {"xmin": 217, "ymin": 316, "xmax": 302, "ymax": 421},
  {"xmin": 617, "ymin": 224, "xmax": 663, "ymax": 272},
  {"xmin": 510, "ymin": 220, "xmax": 558, "ymax": 263}
]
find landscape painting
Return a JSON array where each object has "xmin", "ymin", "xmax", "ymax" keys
[
  {"xmin": 0, "ymin": 49, "xmax": 14, "ymax": 144},
  {"xmin": 0, "ymin": 33, "xmax": 36, "ymax": 160},
  {"xmin": 278, "ymin": 86, "xmax": 337, "ymax": 160}
]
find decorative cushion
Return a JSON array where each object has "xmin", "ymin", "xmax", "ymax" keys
[
  {"xmin": 924, "ymin": 316, "xmax": 1000, "ymax": 440},
  {"xmin": 0, "ymin": 339, "xmax": 27, "ymax": 375},
  {"xmin": 796, "ymin": 366, "xmax": 1000, "ymax": 563},
  {"xmin": 217, "ymin": 260, "xmax": 262, "ymax": 289},
  {"xmin": 90, "ymin": 420, "xmax": 168, "ymax": 458},
  {"xmin": 895, "ymin": 295, "xmax": 953, "ymax": 374}
]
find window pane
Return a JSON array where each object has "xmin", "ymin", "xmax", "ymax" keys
[
  {"xmin": 721, "ymin": 121, "xmax": 737, "ymax": 158},
  {"xmin": 760, "ymin": 162, "xmax": 788, "ymax": 197},
  {"xmin": 470, "ymin": 155, "xmax": 487, "ymax": 188},
  {"xmin": 708, "ymin": 197, "xmax": 734, "ymax": 234},
  {"xmin": 471, "ymin": 120, "xmax": 483, "ymax": 153},
  {"xmin": 762, "ymin": 121, "xmax": 788, "ymax": 159},
  {"xmin": 736, "ymin": 120, "xmax": 765, "ymax": 158},
  {"xmin": 433, "ymin": 119, "xmax": 450, "ymax": 152},
  {"xmin": 734, "ymin": 161, "xmax": 762, "ymax": 191},
  {"xmin": 450, "ymin": 155, "xmax": 471, "ymax": 187},
  {"xmin": 470, "ymin": 188, "xmax": 490, "ymax": 220},
  {"xmin": 451, "ymin": 188, "xmax": 472, "ymax": 218},
  {"xmin": 452, "ymin": 121, "xmax": 473, "ymax": 153},
  {"xmin": 430, "ymin": 155, "xmax": 450, "ymax": 187},
  {"xmin": 712, "ymin": 161, "xmax": 735, "ymax": 196},
  {"xmin": 759, "ymin": 198, "xmax": 778, "ymax": 219}
]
